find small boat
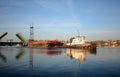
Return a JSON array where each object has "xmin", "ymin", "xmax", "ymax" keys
[
  {"xmin": 66, "ymin": 31, "xmax": 96, "ymax": 49},
  {"xmin": 66, "ymin": 35, "xmax": 85, "ymax": 46}
]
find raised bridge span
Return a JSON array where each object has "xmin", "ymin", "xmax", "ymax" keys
[
  {"xmin": 16, "ymin": 33, "xmax": 28, "ymax": 46},
  {"xmin": 0, "ymin": 32, "xmax": 8, "ymax": 40},
  {"xmin": 0, "ymin": 32, "xmax": 28, "ymax": 46}
]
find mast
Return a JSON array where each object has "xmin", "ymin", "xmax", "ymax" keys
[
  {"xmin": 77, "ymin": 30, "xmax": 80, "ymax": 37},
  {"xmin": 30, "ymin": 23, "xmax": 34, "ymax": 41}
]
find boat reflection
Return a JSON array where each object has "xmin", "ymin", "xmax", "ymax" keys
[
  {"xmin": 66, "ymin": 48, "xmax": 97, "ymax": 62},
  {"xmin": 39, "ymin": 51, "xmax": 61, "ymax": 56},
  {"xmin": 28, "ymin": 48, "xmax": 62, "ymax": 68},
  {"xmin": 35, "ymin": 49, "xmax": 62, "ymax": 56}
]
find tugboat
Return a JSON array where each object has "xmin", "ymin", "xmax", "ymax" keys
[
  {"xmin": 66, "ymin": 31, "xmax": 96, "ymax": 49},
  {"xmin": 66, "ymin": 31, "xmax": 85, "ymax": 46},
  {"xmin": 66, "ymin": 36, "xmax": 85, "ymax": 46}
]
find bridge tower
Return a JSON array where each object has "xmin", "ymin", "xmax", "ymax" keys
[{"xmin": 30, "ymin": 23, "xmax": 34, "ymax": 41}]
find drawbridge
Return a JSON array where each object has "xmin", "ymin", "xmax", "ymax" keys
[
  {"xmin": 16, "ymin": 33, "xmax": 28, "ymax": 46},
  {"xmin": 0, "ymin": 32, "xmax": 28, "ymax": 46},
  {"xmin": 0, "ymin": 32, "xmax": 8, "ymax": 40}
]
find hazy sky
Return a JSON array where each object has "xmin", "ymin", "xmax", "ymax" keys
[{"xmin": 0, "ymin": 0, "xmax": 120, "ymax": 41}]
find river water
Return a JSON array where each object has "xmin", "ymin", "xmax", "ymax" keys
[{"xmin": 0, "ymin": 46, "xmax": 120, "ymax": 77}]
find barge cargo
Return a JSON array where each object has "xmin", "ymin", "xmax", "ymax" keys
[{"xmin": 28, "ymin": 40, "xmax": 64, "ymax": 48}]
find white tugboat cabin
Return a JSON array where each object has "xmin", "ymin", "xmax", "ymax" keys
[{"xmin": 66, "ymin": 36, "xmax": 86, "ymax": 46}]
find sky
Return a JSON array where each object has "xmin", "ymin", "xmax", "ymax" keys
[{"xmin": 0, "ymin": 0, "xmax": 120, "ymax": 42}]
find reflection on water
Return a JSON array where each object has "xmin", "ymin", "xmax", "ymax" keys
[
  {"xmin": 0, "ymin": 51, "xmax": 6, "ymax": 62},
  {"xmin": 35, "ymin": 49, "xmax": 62, "ymax": 56},
  {"xmin": 0, "ymin": 47, "xmax": 120, "ymax": 77},
  {"xmin": 66, "ymin": 48, "xmax": 97, "ymax": 62},
  {"xmin": 29, "ymin": 48, "xmax": 33, "ymax": 68},
  {"xmin": 28, "ymin": 48, "xmax": 62, "ymax": 68},
  {"xmin": 15, "ymin": 48, "xmax": 25, "ymax": 60},
  {"xmin": 0, "ymin": 47, "xmax": 6, "ymax": 62},
  {"xmin": 0, "ymin": 47, "xmax": 26, "ymax": 62},
  {"xmin": 0, "ymin": 47, "xmax": 96, "ymax": 64}
]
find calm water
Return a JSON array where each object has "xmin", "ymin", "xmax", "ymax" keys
[{"xmin": 0, "ymin": 46, "xmax": 120, "ymax": 77}]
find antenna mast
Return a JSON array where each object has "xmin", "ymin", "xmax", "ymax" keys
[
  {"xmin": 30, "ymin": 23, "xmax": 34, "ymax": 41},
  {"xmin": 77, "ymin": 30, "xmax": 80, "ymax": 37}
]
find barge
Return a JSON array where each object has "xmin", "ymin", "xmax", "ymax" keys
[{"xmin": 28, "ymin": 40, "xmax": 64, "ymax": 48}]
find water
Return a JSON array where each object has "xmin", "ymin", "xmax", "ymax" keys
[{"xmin": 0, "ymin": 46, "xmax": 120, "ymax": 77}]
